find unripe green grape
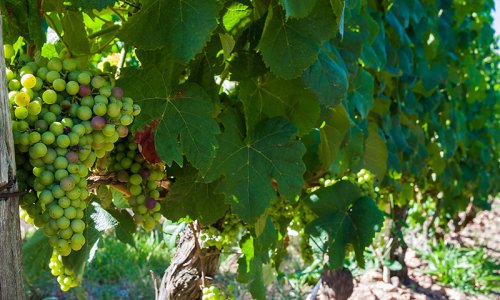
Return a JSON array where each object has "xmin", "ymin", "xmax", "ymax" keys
[
  {"xmin": 62, "ymin": 59, "xmax": 77, "ymax": 71},
  {"xmin": 56, "ymin": 135, "xmax": 71, "ymax": 148},
  {"xmin": 49, "ymin": 205, "xmax": 64, "ymax": 219},
  {"xmin": 30, "ymin": 142, "xmax": 48, "ymax": 159},
  {"xmin": 81, "ymin": 96, "xmax": 94, "ymax": 107},
  {"xmin": 33, "ymin": 77, "xmax": 43, "ymax": 91},
  {"xmin": 21, "ymin": 74, "xmax": 36, "ymax": 89},
  {"xmin": 77, "ymin": 72, "xmax": 91, "ymax": 85},
  {"xmin": 52, "ymin": 78, "xmax": 66, "ymax": 92},
  {"xmin": 77, "ymin": 106, "xmax": 92, "ymax": 121},
  {"xmin": 71, "ymin": 219, "xmax": 85, "ymax": 233},
  {"xmin": 56, "ymin": 217, "xmax": 70, "ymax": 229},
  {"xmin": 14, "ymin": 110, "xmax": 29, "ymax": 125},
  {"xmin": 19, "ymin": 65, "xmax": 33, "ymax": 76},
  {"xmin": 99, "ymin": 86, "xmax": 112, "ymax": 97},
  {"xmin": 14, "ymin": 92, "xmax": 30, "ymax": 107},
  {"xmin": 107, "ymin": 102, "xmax": 121, "ymax": 118},
  {"xmin": 39, "ymin": 170, "xmax": 55, "ymax": 186},
  {"xmin": 28, "ymin": 131, "xmax": 41, "ymax": 144},
  {"xmin": 92, "ymin": 102, "xmax": 107, "ymax": 116},
  {"xmin": 47, "ymin": 57, "xmax": 63, "ymax": 72},
  {"xmin": 46, "ymin": 70, "xmax": 60, "ymax": 83},
  {"xmin": 43, "ymin": 111, "xmax": 57, "ymax": 124},
  {"xmin": 120, "ymin": 114, "xmax": 134, "ymax": 126},
  {"xmin": 4, "ymin": 44, "xmax": 14, "ymax": 59},
  {"xmin": 58, "ymin": 196, "xmax": 71, "ymax": 209},
  {"xmin": 40, "ymin": 190, "xmax": 55, "ymax": 205},
  {"xmin": 27, "ymin": 100, "xmax": 42, "ymax": 115},
  {"xmin": 42, "ymin": 89, "xmax": 58, "ymax": 104},
  {"xmin": 59, "ymin": 227, "xmax": 73, "ymax": 239},
  {"xmin": 8, "ymin": 79, "xmax": 21, "ymax": 91},
  {"xmin": 36, "ymin": 67, "xmax": 48, "ymax": 80}
]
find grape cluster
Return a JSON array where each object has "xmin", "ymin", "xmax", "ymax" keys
[
  {"xmin": 96, "ymin": 136, "xmax": 165, "ymax": 230},
  {"xmin": 319, "ymin": 169, "xmax": 377, "ymax": 198},
  {"xmin": 6, "ymin": 49, "xmax": 139, "ymax": 290},
  {"xmin": 202, "ymin": 285, "xmax": 235, "ymax": 300},
  {"xmin": 350, "ymin": 169, "xmax": 376, "ymax": 198},
  {"xmin": 49, "ymin": 250, "xmax": 79, "ymax": 291},
  {"xmin": 200, "ymin": 213, "xmax": 243, "ymax": 250}
]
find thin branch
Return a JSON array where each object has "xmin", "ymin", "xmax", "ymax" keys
[
  {"xmin": 44, "ymin": 13, "xmax": 72, "ymax": 56},
  {"xmin": 110, "ymin": 7, "xmax": 126, "ymax": 22}
]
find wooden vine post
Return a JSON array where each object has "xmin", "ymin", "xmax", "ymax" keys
[{"xmin": 0, "ymin": 16, "xmax": 26, "ymax": 300}]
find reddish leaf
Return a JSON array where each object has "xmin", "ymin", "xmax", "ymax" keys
[{"xmin": 134, "ymin": 119, "xmax": 162, "ymax": 164}]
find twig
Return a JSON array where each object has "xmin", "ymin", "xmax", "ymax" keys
[
  {"xmin": 150, "ymin": 270, "xmax": 159, "ymax": 299},
  {"xmin": 44, "ymin": 13, "xmax": 72, "ymax": 56},
  {"xmin": 0, "ymin": 191, "xmax": 26, "ymax": 200}
]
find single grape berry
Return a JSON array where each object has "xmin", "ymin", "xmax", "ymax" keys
[
  {"xmin": 91, "ymin": 116, "xmax": 106, "ymax": 130},
  {"xmin": 111, "ymin": 87, "xmax": 124, "ymax": 99},
  {"xmin": 145, "ymin": 198, "xmax": 156, "ymax": 210},
  {"xmin": 78, "ymin": 85, "xmax": 91, "ymax": 97}
]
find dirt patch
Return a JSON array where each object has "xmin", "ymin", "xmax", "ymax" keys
[{"xmin": 349, "ymin": 199, "xmax": 500, "ymax": 300}]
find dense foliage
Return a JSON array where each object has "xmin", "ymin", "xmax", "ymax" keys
[{"xmin": 1, "ymin": 0, "xmax": 499, "ymax": 298}]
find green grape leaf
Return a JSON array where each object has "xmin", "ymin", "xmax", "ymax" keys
[
  {"xmin": 238, "ymin": 219, "xmax": 276, "ymax": 300},
  {"xmin": 61, "ymin": 11, "xmax": 91, "ymax": 55},
  {"xmin": 119, "ymin": 0, "xmax": 223, "ymax": 63},
  {"xmin": 281, "ymin": 0, "xmax": 318, "ymax": 18},
  {"xmin": 118, "ymin": 50, "xmax": 219, "ymax": 172},
  {"xmin": 22, "ymin": 229, "xmax": 52, "ymax": 282},
  {"xmin": 303, "ymin": 45, "xmax": 348, "ymax": 107},
  {"xmin": 108, "ymin": 209, "xmax": 136, "ymax": 247},
  {"xmin": 162, "ymin": 165, "xmax": 228, "ymax": 225},
  {"xmin": 90, "ymin": 201, "xmax": 119, "ymax": 231},
  {"xmin": 347, "ymin": 68, "xmax": 374, "ymax": 119},
  {"xmin": 363, "ymin": 123, "xmax": 388, "ymax": 181},
  {"xmin": 258, "ymin": 1, "xmax": 337, "ymax": 79},
  {"xmin": 319, "ymin": 105, "xmax": 350, "ymax": 168},
  {"xmin": 111, "ymin": 187, "xmax": 130, "ymax": 209},
  {"xmin": 222, "ymin": 2, "xmax": 253, "ymax": 35},
  {"xmin": 206, "ymin": 114, "xmax": 306, "ymax": 224},
  {"xmin": 306, "ymin": 181, "xmax": 384, "ymax": 268},
  {"xmin": 41, "ymin": 43, "xmax": 59, "ymax": 59},
  {"xmin": 238, "ymin": 75, "xmax": 320, "ymax": 136}
]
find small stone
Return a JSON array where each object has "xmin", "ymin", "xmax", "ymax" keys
[{"xmin": 390, "ymin": 276, "xmax": 400, "ymax": 287}]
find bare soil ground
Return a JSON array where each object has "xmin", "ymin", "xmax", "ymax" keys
[{"xmin": 349, "ymin": 199, "xmax": 500, "ymax": 300}]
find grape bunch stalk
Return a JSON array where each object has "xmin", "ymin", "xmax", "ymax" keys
[{"xmin": 5, "ymin": 48, "xmax": 139, "ymax": 290}]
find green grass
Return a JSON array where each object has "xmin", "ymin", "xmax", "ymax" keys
[
  {"xmin": 24, "ymin": 230, "xmax": 172, "ymax": 300},
  {"xmin": 417, "ymin": 241, "xmax": 500, "ymax": 294}
]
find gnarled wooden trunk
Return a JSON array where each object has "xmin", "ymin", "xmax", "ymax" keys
[{"xmin": 156, "ymin": 221, "xmax": 219, "ymax": 300}]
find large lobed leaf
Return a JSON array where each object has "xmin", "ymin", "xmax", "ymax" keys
[
  {"xmin": 118, "ymin": 50, "xmax": 220, "ymax": 172},
  {"xmin": 119, "ymin": 0, "xmax": 223, "ymax": 63},
  {"xmin": 258, "ymin": 0, "xmax": 338, "ymax": 79},
  {"xmin": 205, "ymin": 112, "xmax": 306, "ymax": 224},
  {"xmin": 238, "ymin": 75, "xmax": 320, "ymax": 136},
  {"xmin": 306, "ymin": 181, "xmax": 384, "ymax": 268},
  {"xmin": 162, "ymin": 165, "xmax": 228, "ymax": 225},
  {"xmin": 318, "ymin": 104, "xmax": 351, "ymax": 168},
  {"xmin": 302, "ymin": 45, "xmax": 349, "ymax": 108}
]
